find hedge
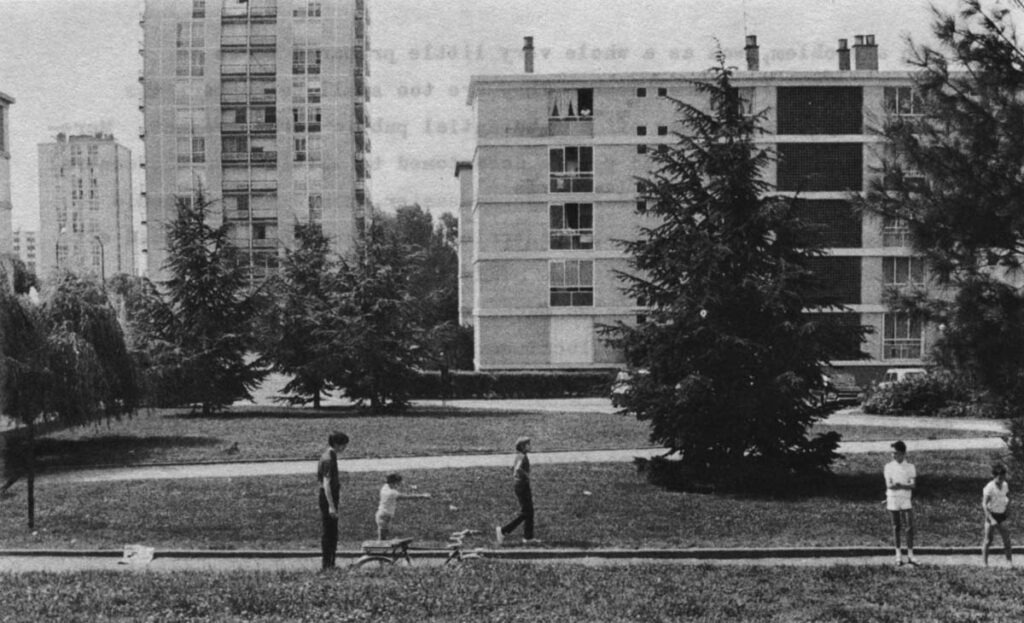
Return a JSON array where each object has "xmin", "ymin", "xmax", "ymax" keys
[{"xmin": 408, "ymin": 370, "xmax": 618, "ymax": 399}]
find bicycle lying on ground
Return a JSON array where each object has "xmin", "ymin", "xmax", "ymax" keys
[
  {"xmin": 354, "ymin": 537, "xmax": 415, "ymax": 567},
  {"xmin": 444, "ymin": 529, "xmax": 485, "ymax": 565}
]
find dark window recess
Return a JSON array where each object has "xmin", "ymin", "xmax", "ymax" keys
[
  {"xmin": 636, "ymin": 87, "xmax": 647, "ymax": 97},
  {"xmin": 657, "ymin": 87, "xmax": 667, "ymax": 97},
  {"xmin": 805, "ymin": 312, "xmax": 865, "ymax": 360},
  {"xmin": 636, "ymin": 126, "xmax": 647, "ymax": 136},
  {"xmin": 793, "ymin": 199, "xmax": 862, "ymax": 248},
  {"xmin": 777, "ymin": 87, "xmax": 863, "ymax": 135},
  {"xmin": 777, "ymin": 143, "xmax": 863, "ymax": 192},
  {"xmin": 806, "ymin": 257, "xmax": 861, "ymax": 306},
  {"xmin": 636, "ymin": 144, "xmax": 647, "ymax": 154}
]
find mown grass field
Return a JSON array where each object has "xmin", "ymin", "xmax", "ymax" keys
[
  {"xmin": 1, "ymin": 564, "xmax": 1023, "ymax": 622},
  {"xmin": 21, "ymin": 404, "xmax": 1003, "ymax": 469},
  {"xmin": 1, "ymin": 451, "xmax": 1011, "ymax": 551}
]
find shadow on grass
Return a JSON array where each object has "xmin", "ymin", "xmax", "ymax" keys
[
  {"xmin": 31, "ymin": 435, "xmax": 221, "ymax": 469},
  {"xmin": 166, "ymin": 406, "xmax": 541, "ymax": 421}
]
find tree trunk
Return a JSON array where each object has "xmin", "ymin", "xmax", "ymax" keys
[
  {"xmin": 26, "ymin": 421, "xmax": 35, "ymax": 530},
  {"xmin": 313, "ymin": 386, "xmax": 321, "ymax": 410}
]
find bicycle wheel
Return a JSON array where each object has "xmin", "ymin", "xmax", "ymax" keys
[{"xmin": 355, "ymin": 555, "xmax": 394, "ymax": 568}]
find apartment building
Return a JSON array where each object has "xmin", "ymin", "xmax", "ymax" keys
[
  {"xmin": 140, "ymin": 0, "xmax": 371, "ymax": 281},
  {"xmin": 460, "ymin": 36, "xmax": 933, "ymax": 383},
  {"xmin": 0, "ymin": 91, "xmax": 13, "ymax": 255},
  {"xmin": 38, "ymin": 133, "xmax": 135, "ymax": 282},
  {"xmin": 12, "ymin": 229, "xmax": 37, "ymax": 277}
]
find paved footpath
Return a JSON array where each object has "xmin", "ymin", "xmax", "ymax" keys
[
  {"xmin": 40, "ymin": 435, "xmax": 1006, "ymax": 484},
  {"xmin": 0, "ymin": 550, "xmax": 1012, "ymax": 574}
]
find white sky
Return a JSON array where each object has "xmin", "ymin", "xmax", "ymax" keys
[{"xmin": 0, "ymin": 0, "xmax": 964, "ymax": 233}]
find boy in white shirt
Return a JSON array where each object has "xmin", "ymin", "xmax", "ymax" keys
[
  {"xmin": 884, "ymin": 440, "xmax": 918, "ymax": 566},
  {"xmin": 982, "ymin": 463, "xmax": 1012, "ymax": 566},
  {"xmin": 375, "ymin": 473, "xmax": 430, "ymax": 540}
]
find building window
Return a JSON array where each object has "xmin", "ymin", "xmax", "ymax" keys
[
  {"xmin": 176, "ymin": 136, "xmax": 205, "ymax": 163},
  {"xmin": 550, "ymin": 260, "xmax": 594, "ymax": 307},
  {"xmin": 883, "ymin": 313, "xmax": 923, "ymax": 360},
  {"xmin": 176, "ymin": 21, "xmax": 204, "ymax": 48},
  {"xmin": 777, "ymin": 87, "xmax": 863, "ymax": 134},
  {"xmin": 294, "ymin": 1, "xmax": 322, "ymax": 17},
  {"xmin": 806, "ymin": 257, "xmax": 862, "ymax": 305},
  {"xmin": 548, "ymin": 88, "xmax": 593, "ymax": 119},
  {"xmin": 636, "ymin": 87, "xmax": 647, "ymax": 98},
  {"xmin": 308, "ymin": 194, "xmax": 323, "ymax": 222},
  {"xmin": 636, "ymin": 144, "xmax": 646, "ymax": 154},
  {"xmin": 884, "ymin": 87, "xmax": 923, "ymax": 117},
  {"xmin": 883, "ymin": 256, "xmax": 925, "ymax": 287},
  {"xmin": 776, "ymin": 143, "xmax": 863, "ymax": 192},
  {"xmin": 882, "ymin": 217, "xmax": 911, "ymax": 247},
  {"xmin": 91, "ymin": 239, "xmax": 103, "ymax": 270},
  {"xmin": 176, "ymin": 50, "xmax": 204, "ymax": 76},
  {"xmin": 549, "ymin": 146, "xmax": 593, "ymax": 193},
  {"xmin": 192, "ymin": 0, "xmax": 205, "ymax": 18},
  {"xmin": 636, "ymin": 126, "xmax": 647, "ymax": 136},
  {"xmin": 292, "ymin": 49, "xmax": 322, "ymax": 74},
  {"xmin": 70, "ymin": 145, "xmax": 83, "ymax": 166},
  {"xmin": 292, "ymin": 106, "xmax": 322, "ymax": 132},
  {"xmin": 657, "ymin": 87, "xmax": 667, "ymax": 97},
  {"xmin": 656, "ymin": 125, "xmax": 668, "ymax": 136},
  {"xmin": 0, "ymin": 107, "xmax": 5, "ymax": 152},
  {"xmin": 735, "ymin": 87, "xmax": 757, "ymax": 117},
  {"xmin": 294, "ymin": 136, "xmax": 321, "ymax": 162},
  {"xmin": 792, "ymin": 199, "xmax": 862, "ymax": 248},
  {"xmin": 86, "ymin": 145, "xmax": 99, "ymax": 165},
  {"xmin": 550, "ymin": 203, "xmax": 594, "ymax": 250}
]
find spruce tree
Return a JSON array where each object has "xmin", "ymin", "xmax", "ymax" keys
[
  {"xmin": 861, "ymin": 0, "xmax": 1024, "ymax": 416},
  {"xmin": 606, "ymin": 55, "xmax": 863, "ymax": 483}
]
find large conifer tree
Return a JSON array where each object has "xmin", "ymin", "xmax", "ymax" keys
[{"xmin": 607, "ymin": 56, "xmax": 863, "ymax": 480}]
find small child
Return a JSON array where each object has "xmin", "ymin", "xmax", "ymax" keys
[{"xmin": 375, "ymin": 473, "xmax": 430, "ymax": 540}]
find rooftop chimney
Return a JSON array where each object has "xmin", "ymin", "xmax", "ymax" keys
[
  {"xmin": 744, "ymin": 35, "xmax": 759, "ymax": 71},
  {"xmin": 853, "ymin": 34, "xmax": 878, "ymax": 71},
  {"xmin": 523, "ymin": 36, "xmax": 534, "ymax": 74},
  {"xmin": 837, "ymin": 38, "xmax": 850, "ymax": 71}
]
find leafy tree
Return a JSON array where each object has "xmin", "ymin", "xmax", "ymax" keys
[
  {"xmin": 604, "ymin": 55, "xmax": 864, "ymax": 483},
  {"xmin": 261, "ymin": 221, "xmax": 339, "ymax": 408},
  {"xmin": 860, "ymin": 0, "xmax": 1024, "ymax": 417},
  {"xmin": 331, "ymin": 221, "xmax": 422, "ymax": 408},
  {"xmin": 0, "ymin": 269, "xmax": 137, "ymax": 527},
  {"xmin": 138, "ymin": 192, "xmax": 267, "ymax": 415}
]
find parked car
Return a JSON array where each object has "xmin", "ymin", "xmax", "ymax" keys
[
  {"xmin": 878, "ymin": 367, "xmax": 927, "ymax": 390},
  {"xmin": 822, "ymin": 371, "xmax": 863, "ymax": 406},
  {"xmin": 610, "ymin": 368, "xmax": 649, "ymax": 397}
]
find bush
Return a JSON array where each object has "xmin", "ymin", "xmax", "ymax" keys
[
  {"xmin": 408, "ymin": 370, "xmax": 618, "ymax": 399},
  {"xmin": 862, "ymin": 373, "xmax": 970, "ymax": 416}
]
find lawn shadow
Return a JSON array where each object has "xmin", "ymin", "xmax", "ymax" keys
[
  {"xmin": 31, "ymin": 435, "xmax": 221, "ymax": 470},
  {"xmin": 166, "ymin": 405, "xmax": 540, "ymax": 421}
]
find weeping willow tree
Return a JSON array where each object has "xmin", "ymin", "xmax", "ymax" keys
[{"xmin": 1, "ymin": 265, "xmax": 138, "ymax": 528}]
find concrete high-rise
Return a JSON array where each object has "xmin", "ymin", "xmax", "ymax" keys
[
  {"xmin": 12, "ymin": 229, "xmax": 37, "ymax": 277},
  {"xmin": 140, "ymin": 0, "xmax": 371, "ymax": 280},
  {"xmin": 0, "ymin": 90, "xmax": 13, "ymax": 256},
  {"xmin": 38, "ymin": 133, "xmax": 135, "ymax": 282},
  {"xmin": 461, "ymin": 35, "xmax": 933, "ymax": 383}
]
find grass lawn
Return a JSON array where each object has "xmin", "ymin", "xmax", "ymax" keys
[
  {"xmin": 22, "ymin": 405, "xmax": 1003, "ymax": 469},
  {"xmin": 1, "ymin": 451, "xmax": 1012, "ymax": 551},
  {"xmin": 1, "ymin": 564, "xmax": 1023, "ymax": 622}
]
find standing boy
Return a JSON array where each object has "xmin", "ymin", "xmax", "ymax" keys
[
  {"xmin": 317, "ymin": 431, "xmax": 349, "ymax": 570},
  {"xmin": 982, "ymin": 463, "xmax": 1012, "ymax": 567},
  {"xmin": 884, "ymin": 440, "xmax": 918, "ymax": 566},
  {"xmin": 375, "ymin": 473, "xmax": 431, "ymax": 540}
]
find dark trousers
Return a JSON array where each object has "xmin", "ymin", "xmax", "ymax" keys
[
  {"xmin": 319, "ymin": 491, "xmax": 339, "ymax": 569},
  {"xmin": 501, "ymin": 482, "xmax": 534, "ymax": 539}
]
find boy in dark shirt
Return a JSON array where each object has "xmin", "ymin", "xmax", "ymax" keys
[{"xmin": 317, "ymin": 431, "xmax": 349, "ymax": 570}]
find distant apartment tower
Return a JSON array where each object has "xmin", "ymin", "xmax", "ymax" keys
[
  {"xmin": 140, "ymin": 0, "xmax": 371, "ymax": 280},
  {"xmin": 12, "ymin": 229, "xmax": 37, "ymax": 276},
  {"xmin": 38, "ymin": 134, "xmax": 135, "ymax": 282},
  {"xmin": 461, "ymin": 36, "xmax": 933, "ymax": 384},
  {"xmin": 0, "ymin": 91, "xmax": 13, "ymax": 255}
]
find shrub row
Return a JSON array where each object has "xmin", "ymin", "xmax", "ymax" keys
[
  {"xmin": 861, "ymin": 373, "xmax": 971, "ymax": 417},
  {"xmin": 408, "ymin": 370, "xmax": 618, "ymax": 399}
]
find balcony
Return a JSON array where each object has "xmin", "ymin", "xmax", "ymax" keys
[
  {"xmin": 222, "ymin": 5, "xmax": 278, "ymax": 21},
  {"xmin": 220, "ymin": 34, "xmax": 277, "ymax": 50},
  {"xmin": 220, "ymin": 63, "xmax": 277, "ymax": 77},
  {"xmin": 222, "ymin": 180, "xmax": 278, "ymax": 193},
  {"xmin": 220, "ymin": 90, "xmax": 276, "ymax": 104},
  {"xmin": 220, "ymin": 122, "xmax": 277, "ymax": 134},
  {"xmin": 548, "ymin": 117, "xmax": 594, "ymax": 137},
  {"xmin": 222, "ymin": 151, "xmax": 278, "ymax": 164}
]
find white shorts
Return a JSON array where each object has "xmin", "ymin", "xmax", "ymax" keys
[{"xmin": 887, "ymin": 497, "xmax": 912, "ymax": 512}]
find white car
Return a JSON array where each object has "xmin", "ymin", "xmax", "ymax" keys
[{"xmin": 878, "ymin": 367, "xmax": 927, "ymax": 389}]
